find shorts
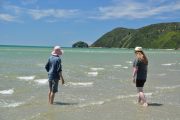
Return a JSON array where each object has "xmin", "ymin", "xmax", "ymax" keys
[
  {"xmin": 136, "ymin": 79, "xmax": 146, "ymax": 87},
  {"xmin": 49, "ymin": 80, "xmax": 59, "ymax": 93}
]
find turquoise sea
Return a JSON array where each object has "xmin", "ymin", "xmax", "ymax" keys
[{"xmin": 0, "ymin": 46, "xmax": 180, "ymax": 120}]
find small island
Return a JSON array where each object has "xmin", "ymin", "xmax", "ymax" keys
[{"xmin": 72, "ymin": 41, "xmax": 89, "ymax": 48}]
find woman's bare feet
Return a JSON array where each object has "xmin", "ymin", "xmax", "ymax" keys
[{"xmin": 142, "ymin": 102, "xmax": 148, "ymax": 107}]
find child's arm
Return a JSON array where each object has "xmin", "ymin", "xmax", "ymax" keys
[{"xmin": 60, "ymin": 72, "xmax": 65, "ymax": 85}]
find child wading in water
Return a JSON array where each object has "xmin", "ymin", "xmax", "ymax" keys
[{"xmin": 45, "ymin": 46, "xmax": 65, "ymax": 104}]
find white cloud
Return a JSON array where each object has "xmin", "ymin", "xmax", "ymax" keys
[
  {"xmin": 3, "ymin": 5, "xmax": 24, "ymax": 15},
  {"xmin": 28, "ymin": 9, "xmax": 79, "ymax": 20},
  {"xmin": 173, "ymin": 1, "xmax": 180, "ymax": 10},
  {"xmin": 21, "ymin": 0, "xmax": 38, "ymax": 5},
  {"xmin": 45, "ymin": 19, "xmax": 58, "ymax": 23},
  {"xmin": 1, "ymin": 2, "xmax": 79, "ymax": 22},
  {"xmin": 1, "ymin": 0, "xmax": 179, "ymax": 22},
  {"xmin": 0, "ymin": 13, "xmax": 16, "ymax": 22},
  {"xmin": 91, "ymin": 0, "xmax": 180, "ymax": 20},
  {"xmin": 0, "ymin": 4, "xmax": 25, "ymax": 22}
]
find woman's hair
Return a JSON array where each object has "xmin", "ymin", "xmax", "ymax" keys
[{"xmin": 135, "ymin": 51, "xmax": 148, "ymax": 65}]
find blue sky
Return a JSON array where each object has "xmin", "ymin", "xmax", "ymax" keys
[{"xmin": 0, "ymin": 0, "xmax": 180, "ymax": 47}]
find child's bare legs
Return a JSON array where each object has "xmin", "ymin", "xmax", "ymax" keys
[
  {"xmin": 48, "ymin": 91, "xmax": 51, "ymax": 104},
  {"xmin": 48, "ymin": 91, "xmax": 55, "ymax": 104}
]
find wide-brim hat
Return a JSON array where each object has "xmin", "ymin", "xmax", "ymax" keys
[
  {"xmin": 134, "ymin": 47, "xmax": 143, "ymax": 52},
  {"xmin": 51, "ymin": 46, "xmax": 64, "ymax": 56}
]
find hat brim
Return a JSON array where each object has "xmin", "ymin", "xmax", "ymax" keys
[
  {"xmin": 51, "ymin": 49, "xmax": 64, "ymax": 56},
  {"xmin": 134, "ymin": 47, "xmax": 143, "ymax": 51}
]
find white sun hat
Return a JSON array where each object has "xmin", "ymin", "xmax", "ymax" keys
[
  {"xmin": 51, "ymin": 46, "xmax": 64, "ymax": 56},
  {"xmin": 134, "ymin": 46, "xmax": 143, "ymax": 52}
]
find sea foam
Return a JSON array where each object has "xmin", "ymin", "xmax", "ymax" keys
[
  {"xmin": 90, "ymin": 68, "xmax": 104, "ymax": 71},
  {"xmin": 34, "ymin": 79, "xmax": 48, "ymax": 85},
  {"xmin": 113, "ymin": 65, "xmax": 128, "ymax": 69},
  {"xmin": 156, "ymin": 85, "xmax": 180, "ymax": 90},
  {"xmin": 0, "ymin": 100, "xmax": 24, "ymax": 108},
  {"xmin": 36, "ymin": 63, "xmax": 44, "ymax": 67},
  {"xmin": 113, "ymin": 64, "xmax": 122, "ymax": 67},
  {"xmin": 0, "ymin": 89, "xmax": 14, "ymax": 95},
  {"xmin": 117, "ymin": 94, "xmax": 137, "ymax": 99},
  {"xmin": 122, "ymin": 66, "xmax": 128, "ymax": 69},
  {"xmin": 161, "ymin": 63, "xmax": 176, "ymax": 66},
  {"xmin": 126, "ymin": 61, "xmax": 133, "ymax": 64},
  {"xmin": 87, "ymin": 72, "xmax": 98, "ymax": 76},
  {"xmin": 0, "ymin": 102, "xmax": 24, "ymax": 108},
  {"xmin": 157, "ymin": 73, "xmax": 166, "ymax": 76},
  {"xmin": 79, "ymin": 101, "xmax": 104, "ymax": 108},
  {"xmin": 168, "ymin": 69, "xmax": 180, "ymax": 72},
  {"xmin": 66, "ymin": 82, "xmax": 93, "ymax": 87},
  {"xmin": 117, "ymin": 93, "xmax": 153, "ymax": 99},
  {"xmin": 17, "ymin": 76, "xmax": 35, "ymax": 81}
]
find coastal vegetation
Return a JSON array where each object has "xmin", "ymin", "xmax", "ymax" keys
[
  {"xmin": 72, "ymin": 41, "xmax": 89, "ymax": 48},
  {"xmin": 91, "ymin": 22, "xmax": 180, "ymax": 49}
]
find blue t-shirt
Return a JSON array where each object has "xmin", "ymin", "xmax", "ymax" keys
[
  {"xmin": 45, "ymin": 55, "xmax": 62, "ymax": 81},
  {"xmin": 133, "ymin": 58, "xmax": 147, "ymax": 80}
]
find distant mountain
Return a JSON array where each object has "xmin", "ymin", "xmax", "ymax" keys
[{"xmin": 91, "ymin": 22, "xmax": 180, "ymax": 49}]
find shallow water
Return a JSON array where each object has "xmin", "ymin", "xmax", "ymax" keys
[{"xmin": 0, "ymin": 46, "xmax": 180, "ymax": 120}]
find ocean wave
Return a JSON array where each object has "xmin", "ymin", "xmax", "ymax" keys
[
  {"xmin": 117, "ymin": 93, "xmax": 153, "ymax": 99},
  {"xmin": 17, "ymin": 76, "xmax": 35, "ymax": 81},
  {"xmin": 126, "ymin": 61, "xmax": 133, "ymax": 64},
  {"xmin": 113, "ymin": 65, "xmax": 128, "ymax": 69},
  {"xmin": 78, "ymin": 93, "xmax": 153, "ymax": 108},
  {"xmin": 34, "ymin": 79, "xmax": 48, "ymax": 85},
  {"xmin": 0, "ymin": 89, "xmax": 14, "ymax": 95},
  {"xmin": 157, "ymin": 73, "xmax": 166, "ymax": 76},
  {"xmin": 161, "ymin": 63, "xmax": 176, "ymax": 66},
  {"xmin": 87, "ymin": 72, "xmax": 98, "ymax": 76},
  {"xmin": 0, "ymin": 100, "xmax": 24, "ymax": 108},
  {"xmin": 65, "ymin": 49, "xmax": 131, "ymax": 54},
  {"xmin": 80, "ymin": 65, "xmax": 88, "ymax": 68},
  {"xmin": 78, "ymin": 101, "xmax": 104, "ymax": 108},
  {"xmin": 113, "ymin": 64, "xmax": 122, "ymax": 67},
  {"xmin": 117, "ymin": 94, "xmax": 137, "ymax": 99},
  {"xmin": 168, "ymin": 69, "xmax": 180, "ymax": 72},
  {"xmin": 36, "ymin": 63, "xmax": 44, "ymax": 67},
  {"xmin": 90, "ymin": 67, "xmax": 104, "ymax": 71},
  {"xmin": 65, "ymin": 82, "xmax": 93, "ymax": 87},
  {"xmin": 156, "ymin": 85, "xmax": 180, "ymax": 90},
  {"xmin": 122, "ymin": 66, "xmax": 128, "ymax": 69},
  {"xmin": 145, "ymin": 93, "xmax": 153, "ymax": 96}
]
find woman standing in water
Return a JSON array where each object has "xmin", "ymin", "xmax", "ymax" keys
[{"xmin": 132, "ymin": 47, "xmax": 148, "ymax": 107}]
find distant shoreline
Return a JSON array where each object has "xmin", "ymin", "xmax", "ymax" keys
[
  {"xmin": 0, "ymin": 44, "xmax": 179, "ymax": 50},
  {"xmin": 0, "ymin": 44, "xmax": 52, "ymax": 48},
  {"xmin": 0, "ymin": 44, "xmax": 70, "ymax": 48}
]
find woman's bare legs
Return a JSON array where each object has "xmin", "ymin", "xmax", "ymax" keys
[{"xmin": 137, "ymin": 87, "xmax": 148, "ymax": 107}]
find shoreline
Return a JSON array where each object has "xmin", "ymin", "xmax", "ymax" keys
[{"xmin": 0, "ymin": 44, "xmax": 179, "ymax": 50}]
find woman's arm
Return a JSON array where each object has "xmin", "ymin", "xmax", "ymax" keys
[{"xmin": 132, "ymin": 67, "xmax": 138, "ymax": 83}]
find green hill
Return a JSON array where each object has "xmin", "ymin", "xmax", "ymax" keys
[
  {"xmin": 91, "ymin": 22, "xmax": 180, "ymax": 49},
  {"xmin": 72, "ymin": 41, "xmax": 89, "ymax": 48}
]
